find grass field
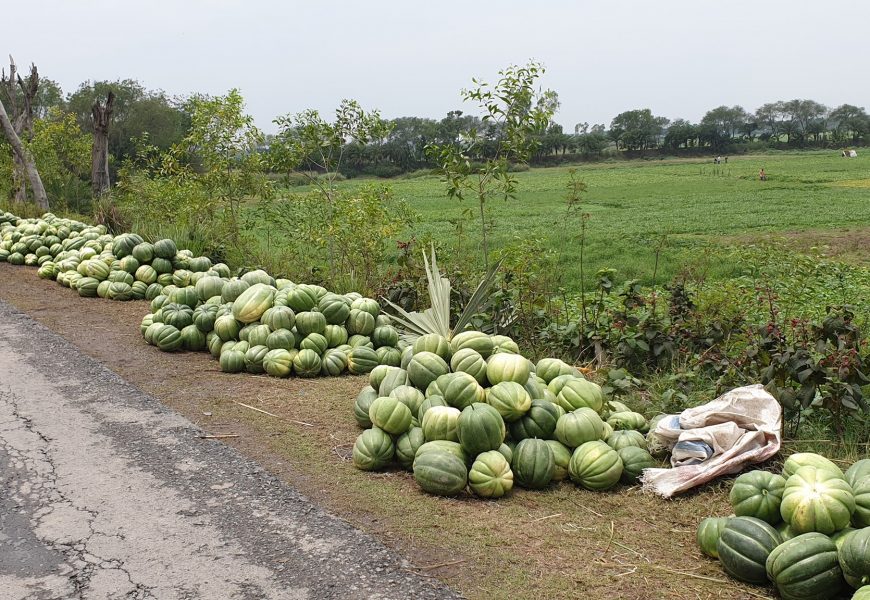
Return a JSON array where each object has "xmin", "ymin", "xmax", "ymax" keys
[{"xmin": 314, "ymin": 151, "xmax": 870, "ymax": 289}]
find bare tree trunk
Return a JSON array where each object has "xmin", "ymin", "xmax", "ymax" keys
[
  {"xmin": 11, "ymin": 153, "xmax": 27, "ymax": 202},
  {"xmin": 2, "ymin": 57, "xmax": 46, "ymax": 209},
  {"xmin": 0, "ymin": 97, "xmax": 48, "ymax": 210},
  {"xmin": 91, "ymin": 92, "xmax": 114, "ymax": 197}
]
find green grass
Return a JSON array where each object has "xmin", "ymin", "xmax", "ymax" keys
[{"xmin": 288, "ymin": 151, "xmax": 870, "ymax": 289}]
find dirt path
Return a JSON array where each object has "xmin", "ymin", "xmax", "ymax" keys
[{"xmin": 0, "ymin": 297, "xmax": 456, "ymax": 600}]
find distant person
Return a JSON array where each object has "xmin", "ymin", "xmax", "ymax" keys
[
  {"xmin": 759, "ymin": 168, "xmax": 767, "ymax": 181},
  {"xmin": 724, "ymin": 156, "xmax": 728, "ymax": 164}
]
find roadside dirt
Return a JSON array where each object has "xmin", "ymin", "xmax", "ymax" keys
[{"xmin": 0, "ymin": 262, "xmax": 772, "ymax": 600}]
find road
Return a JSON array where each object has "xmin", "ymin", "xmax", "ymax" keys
[{"xmin": 0, "ymin": 299, "xmax": 457, "ymax": 600}]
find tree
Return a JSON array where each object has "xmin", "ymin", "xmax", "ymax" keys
[
  {"xmin": 67, "ymin": 80, "xmax": 189, "ymax": 169},
  {"xmin": 782, "ymin": 99, "xmax": 828, "ymax": 145},
  {"xmin": 663, "ymin": 119, "xmax": 698, "ymax": 150},
  {"xmin": 755, "ymin": 102, "xmax": 787, "ymax": 141},
  {"xmin": 830, "ymin": 104, "xmax": 869, "ymax": 144},
  {"xmin": 270, "ymin": 99, "xmax": 390, "ymax": 187},
  {"xmin": 91, "ymin": 92, "xmax": 114, "ymax": 196},
  {"xmin": 574, "ymin": 124, "xmax": 608, "ymax": 157},
  {"xmin": 609, "ymin": 109, "xmax": 668, "ymax": 151},
  {"xmin": 0, "ymin": 58, "xmax": 48, "ymax": 209},
  {"xmin": 115, "ymin": 89, "xmax": 269, "ymax": 257},
  {"xmin": 428, "ymin": 61, "xmax": 557, "ymax": 269},
  {"xmin": 381, "ymin": 116, "xmax": 439, "ymax": 171},
  {"xmin": 434, "ymin": 110, "xmax": 482, "ymax": 146},
  {"xmin": 700, "ymin": 105, "xmax": 748, "ymax": 144},
  {"xmin": 269, "ymin": 99, "xmax": 391, "ymax": 272},
  {"xmin": 27, "ymin": 108, "xmax": 91, "ymax": 208}
]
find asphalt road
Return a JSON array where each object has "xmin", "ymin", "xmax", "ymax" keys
[{"xmin": 0, "ymin": 299, "xmax": 458, "ymax": 600}]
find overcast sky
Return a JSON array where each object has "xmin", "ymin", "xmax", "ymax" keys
[{"xmin": 7, "ymin": 0, "xmax": 868, "ymax": 133}]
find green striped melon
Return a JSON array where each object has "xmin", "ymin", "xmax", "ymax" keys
[
  {"xmin": 729, "ymin": 470, "xmax": 786, "ymax": 525},
  {"xmin": 509, "ymin": 400, "xmax": 561, "ymax": 441},
  {"xmin": 568, "ymin": 440, "xmax": 622, "ymax": 490},
  {"xmin": 353, "ymin": 387, "xmax": 378, "ymax": 428},
  {"xmin": 352, "ymin": 427, "xmax": 394, "ymax": 471},
  {"xmin": 486, "ymin": 352, "xmax": 530, "ymax": 385},
  {"xmin": 346, "ymin": 308, "xmax": 376, "ymax": 336},
  {"xmin": 413, "ymin": 451, "xmax": 467, "ymax": 496},
  {"xmin": 781, "ymin": 466, "xmax": 855, "ymax": 535},
  {"xmin": 840, "ymin": 527, "xmax": 870, "ymax": 589},
  {"xmin": 421, "ymin": 406, "xmax": 461, "ymax": 442},
  {"xmin": 486, "ymin": 381, "xmax": 531, "ymax": 422},
  {"xmin": 347, "ymin": 346, "xmax": 379, "ymax": 375},
  {"xmin": 414, "ymin": 441, "xmax": 468, "ymax": 467},
  {"xmin": 717, "ymin": 516, "xmax": 782, "ymax": 584},
  {"xmin": 617, "ymin": 446, "xmax": 656, "ymax": 484},
  {"xmin": 469, "ymin": 450, "xmax": 513, "ymax": 498},
  {"xmin": 765, "ymin": 533, "xmax": 843, "ymax": 600},
  {"xmin": 369, "ymin": 396, "xmax": 412, "ymax": 435},
  {"xmin": 556, "ymin": 408, "xmax": 604, "ymax": 448},
  {"xmin": 219, "ymin": 349, "xmax": 246, "ymax": 373},
  {"xmin": 372, "ymin": 325, "xmax": 399, "ymax": 348},
  {"xmin": 389, "ymin": 385, "xmax": 425, "ymax": 417},
  {"xmin": 231, "ymin": 283, "xmax": 275, "ymax": 323},
  {"xmin": 783, "ymin": 453, "xmax": 845, "ymax": 479},
  {"xmin": 546, "ymin": 440, "xmax": 572, "ymax": 482},
  {"xmin": 263, "ymin": 349, "xmax": 294, "ymax": 378},
  {"xmin": 606, "ymin": 430, "xmax": 647, "ymax": 451},
  {"xmin": 407, "ymin": 352, "xmax": 450, "ymax": 390},
  {"xmin": 318, "ymin": 293, "xmax": 351, "ymax": 325},
  {"xmin": 512, "ymin": 438, "xmax": 554, "ymax": 490},
  {"xmin": 395, "ymin": 427, "xmax": 425, "ymax": 469},
  {"xmin": 697, "ymin": 517, "xmax": 730, "ymax": 559},
  {"xmin": 450, "ymin": 348, "xmax": 488, "ymax": 384},
  {"xmin": 457, "ymin": 403, "xmax": 505, "ymax": 456},
  {"xmin": 293, "ymin": 348, "xmax": 322, "ymax": 378},
  {"xmin": 412, "ymin": 333, "xmax": 451, "ymax": 360},
  {"xmin": 449, "ymin": 330, "xmax": 494, "ymax": 359},
  {"xmin": 244, "ymin": 345, "xmax": 269, "ymax": 373}
]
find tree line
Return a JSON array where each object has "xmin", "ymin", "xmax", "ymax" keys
[{"xmin": 2, "ymin": 57, "xmax": 869, "ymax": 213}]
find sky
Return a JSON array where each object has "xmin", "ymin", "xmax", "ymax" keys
[{"xmin": 7, "ymin": 0, "xmax": 869, "ymax": 133}]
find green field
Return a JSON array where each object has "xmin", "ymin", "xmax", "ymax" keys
[{"xmin": 322, "ymin": 151, "xmax": 870, "ymax": 288}]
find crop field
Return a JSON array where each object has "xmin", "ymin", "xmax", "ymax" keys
[{"xmin": 316, "ymin": 151, "xmax": 870, "ymax": 288}]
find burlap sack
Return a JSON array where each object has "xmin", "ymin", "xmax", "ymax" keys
[{"xmin": 642, "ymin": 384, "xmax": 782, "ymax": 498}]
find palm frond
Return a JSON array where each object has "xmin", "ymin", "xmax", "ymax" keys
[
  {"xmin": 423, "ymin": 246, "xmax": 451, "ymax": 337},
  {"xmin": 453, "ymin": 257, "xmax": 503, "ymax": 334},
  {"xmin": 381, "ymin": 245, "xmax": 502, "ymax": 343}
]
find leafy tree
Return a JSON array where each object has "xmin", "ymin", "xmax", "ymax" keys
[
  {"xmin": 573, "ymin": 124, "xmax": 608, "ymax": 157},
  {"xmin": 67, "ymin": 80, "xmax": 189, "ymax": 168},
  {"xmin": 663, "ymin": 119, "xmax": 698, "ymax": 150},
  {"xmin": 269, "ymin": 99, "xmax": 391, "ymax": 272},
  {"xmin": 270, "ymin": 99, "xmax": 390, "ymax": 187},
  {"xmin": 700, "ymin": 105, "xmax": 748, "ymax": 142},
  {"xmin": 435, "ymin": 110, "xmax": 482, "ymax": 146},
  {"xmin": 830, "ymin": 104, "xmax": 869, "ymax": 143},
  {"xmin": 609, "ymin": 109, "xmax": 668, "ymax": 151},
  {"xmin": 428, "ymin": 61, "xmax": 557, "ymax": 270},
  {"xmin": 381, "ymin": 116, "xmax": 439, "ymax": 171},
  {"xmin": 28, "ymin": 108, "xmax": 91, "ymax": 208},
  {"xmin": 782, "ymin": 99, "xmax": 828, "ymax": 145},
  {"xmin": 115, "ymin": 89, "xmax": 268, "ymax": 259},
  {"xmin": 755, "ymin": 102, "xmax": 787, "ymax": 141}
]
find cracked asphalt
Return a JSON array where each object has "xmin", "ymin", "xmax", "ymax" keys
[{"xmin": 0, "ymin": 299, "xmax": 458, "ymax": 600}]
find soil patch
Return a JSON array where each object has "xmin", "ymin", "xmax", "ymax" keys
[{"xmin": 721, "ymin": 227, "xmax": 870, "ymax": 265}]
